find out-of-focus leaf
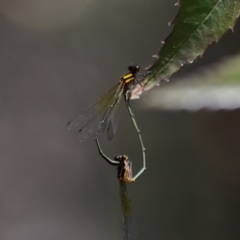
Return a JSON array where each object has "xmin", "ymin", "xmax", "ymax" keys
[
  {"xmin": 132, "ymin": 0, "xmax": 240, "ymax": 98},
  {"xmin": 144, "ymin": 54, "xmax": 240, "ymax": 110}
]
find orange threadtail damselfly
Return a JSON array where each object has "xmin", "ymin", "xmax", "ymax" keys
[{"xmin": 95, "ymin": 138, "xmax": 138, "ymax": 240}]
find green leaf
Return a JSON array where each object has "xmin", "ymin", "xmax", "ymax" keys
[
  {"xmin": 132, "ymin": 0, "xmax": 240, "ymax": 97},
  {"xmin": 144, "ymin": 54, "xmax": 240, "ymax": 111}
]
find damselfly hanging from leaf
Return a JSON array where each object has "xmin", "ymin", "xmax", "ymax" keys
[{"xmin": 66, "ymin": 65, "xmax": 142, "ymax": 142}]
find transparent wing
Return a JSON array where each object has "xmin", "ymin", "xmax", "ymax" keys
[
  {"xmin": 95, "ymin": 86, "xmax": 122, "ymax": 137},
  {"xmin": 107, "ymin": 93, "xmax": 122, "ymax": 141},
  {"xmin": 120, "ymin": 182, "xmax": 138, "ymax": 240},
  {"xmin": 77, "ymin": 113, "xmax": 106, "ymax": 142},
  {"xmin": 66, "ymin": 83, "xmax": 122, "ymax": 142}
]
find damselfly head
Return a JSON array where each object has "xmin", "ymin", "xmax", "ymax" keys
[
  {"xmin": 114, "ymin": 155, "xmax": 128, "ymax": 162},
  {"xmin": 128, "ymin": 65, "xmax": 140, "ymax": 74}
]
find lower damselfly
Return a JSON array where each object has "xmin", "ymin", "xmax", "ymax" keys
[
  {"xmin": 96, "ymin": 138, "xmax": 139, "ymax": 240},
  {"xmin": 67, "ymin": 65, "xmax": 141, "ymax": 142}
]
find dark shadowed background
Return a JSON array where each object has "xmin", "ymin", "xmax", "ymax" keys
[{"xmin": 0, "ymin": 0, "xmax": 240, "ymax": 239}]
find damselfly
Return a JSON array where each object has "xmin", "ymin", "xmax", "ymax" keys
[
  {"xmin": 67, "ymin": 65, "xmax": 141, "ymax": 142},
  {"xmin": 95, "ymin": 138, "xmax": 138, "ymax": 240}
]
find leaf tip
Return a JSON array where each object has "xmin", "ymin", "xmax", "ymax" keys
[
  {"xmin": 168, "ymin": 20, "xmax": 173, "ymax": 26},
  {"xmin": 174, "ymin": 1, "xmax": 179, "ymax": 6},
  {"xmin": 145, "ymin": 64, "xmax": 153, "ymax": 71}
]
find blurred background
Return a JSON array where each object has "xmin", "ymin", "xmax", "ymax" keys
[{"xmin": 0, "ymin": 0, "xmax": 240, "ymax": 239}]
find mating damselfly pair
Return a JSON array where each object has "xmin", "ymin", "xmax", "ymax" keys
[{"xmin": 67, "ymin": 65, "xmax": 145, "ymax": 240}]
